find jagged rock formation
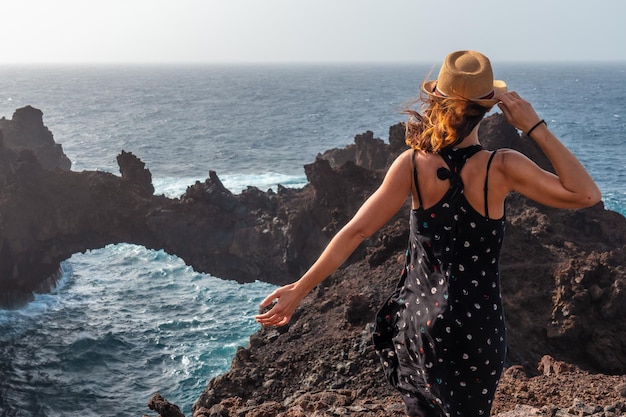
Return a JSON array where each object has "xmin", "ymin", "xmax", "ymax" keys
[
  {"xmin": 0, "ymin": 106, "xmax": 624, "ymax": 416},
  {"xmin": 0, "ymin": 105, "xmax": 71, "ymax": 171},
  {"xmin": 0, "ymin": 111, "xmax": 402, "ymax": 308}
]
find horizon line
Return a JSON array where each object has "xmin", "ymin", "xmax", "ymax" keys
[{"xmin": 0, "ymin": 59, "xmax": 625, "ymax": 67}]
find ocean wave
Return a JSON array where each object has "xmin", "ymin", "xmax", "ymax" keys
[{"xmin": 153, "ymin": 172, "xmax": 308, "ymax": 197}]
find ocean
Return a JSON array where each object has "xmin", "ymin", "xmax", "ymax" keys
[{"xmin": 0, "ymin": 62, "xmax": 624, "ymax": 416}]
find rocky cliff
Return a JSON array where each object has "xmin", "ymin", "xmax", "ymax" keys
[{"xmin": 0, "ymin": 107, "xmax": 624, "ymax": 416}]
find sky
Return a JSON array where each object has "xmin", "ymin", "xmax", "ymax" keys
[{"xmin": 2, "ymin": 0, "xmax": 625, "ymax": 65}]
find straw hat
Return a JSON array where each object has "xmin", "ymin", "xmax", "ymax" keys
[{"xmin": 422, "ymin": 50, "xmax": 507, "ymax": 106}]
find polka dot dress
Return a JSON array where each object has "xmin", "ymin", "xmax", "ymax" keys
[{"xmin": 373, "ymin": 145, "xmax": 506, "ymax": 417}]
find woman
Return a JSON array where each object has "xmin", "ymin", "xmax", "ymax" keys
[{"xmin": 255, "ymin": 50, "xmax": 601, "ymax": 417}]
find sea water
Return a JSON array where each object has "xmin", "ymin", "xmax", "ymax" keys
[{"xmin": 0, "ymin": 63, "xmax": 624, "ymax": 416}]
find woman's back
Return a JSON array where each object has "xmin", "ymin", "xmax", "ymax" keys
[{"xmin": 411, "ymin": 146, "xmax": 506, "ymax": 220}]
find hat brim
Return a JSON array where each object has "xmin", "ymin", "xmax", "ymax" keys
[{"xmin": 422, "ymin": 79, "xmax": 508, "ymax": 107}]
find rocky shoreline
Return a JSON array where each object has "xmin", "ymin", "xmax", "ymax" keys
[
  {"xmin": 176, "ymin": 257, "xmax": 625, "ymax": 417},
  {"xmin": 0, "ymin": 106, "xmax": 624, "ymax": 416},
  {"xmin": 143, "ymin": 265, "xmax": 626, "ymax": 416}
]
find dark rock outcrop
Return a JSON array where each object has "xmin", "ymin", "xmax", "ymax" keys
[
  {"xmin": 0, "ymin": 106, "xmax": 71, "ymax": 171},
  {"xmin": 0, "ymin": 107, "xmax": 624, "ymax": 416}
]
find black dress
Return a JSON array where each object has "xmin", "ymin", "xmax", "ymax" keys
[{"xmin": 373, "ymin": 145, "xmax": 507, "ymax": 417}]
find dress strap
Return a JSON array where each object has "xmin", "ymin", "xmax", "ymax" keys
[
  {"xmin": 411, "ymin": 150, "xmax": 424, "ymax": 208},
  {"xmin": 484, "ymin": 150, "xmax": 498, "ymax": 218}
]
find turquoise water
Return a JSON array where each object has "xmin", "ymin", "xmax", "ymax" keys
[
  {"xmin": 0, "ymin": 243, "xmax": 277, "ymax": 416},
  {"xmin": 0, "ymin": 63, "xmax": 624, "ymax": 416}
]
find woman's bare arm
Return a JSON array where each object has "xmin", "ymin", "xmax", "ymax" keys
[{"xmin": 255, "ymin": 150, "xmax": 414, "ymax": 326}]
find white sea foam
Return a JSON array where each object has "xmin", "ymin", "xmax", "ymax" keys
[{"xmin": 153, "ymin": 172, "xmax": 307, "ymax": 198}]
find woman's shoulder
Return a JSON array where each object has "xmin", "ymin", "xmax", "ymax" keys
[
  {"xmin": 485, "ymin": 147, "xmax": 544, "ymax": 187},
  {"xmin": 487, "ymin": 147, "xmax": 531, "ymax": 166},
  {"xmin": 387, "ymin": 149, "xmax": 415, "ymax": 174},
  {"xmin": 393, "ymin": 148, "xmax": 440, "ymax": 169},
  {"xmin": 392, "ymin": 148, "xmax": 417, "ymax": 165}
]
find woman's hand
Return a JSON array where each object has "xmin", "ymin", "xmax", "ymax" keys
[
  {"xmin": 255, "ymin": 282, "xmax": 306, "ymax": 327},
  {"xmin": 497, "ymin": 91, "xmax": 543, "ymax": 134}
]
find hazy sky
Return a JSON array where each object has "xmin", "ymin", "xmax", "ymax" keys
[{"xmin": 2, "ymin": 0, "xmax": 625, "ymax": 64}]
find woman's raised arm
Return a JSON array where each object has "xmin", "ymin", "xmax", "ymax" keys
[{"xmin": 497, "ymin": 92, "xmax": 602, "ymax": 208}]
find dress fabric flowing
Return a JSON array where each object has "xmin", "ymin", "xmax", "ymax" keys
[{"xmin": 373, "ymin": 145, "xmax": 507, "ymax": 417}]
